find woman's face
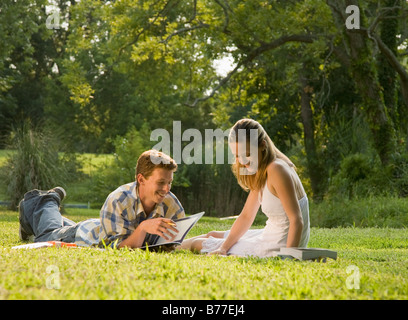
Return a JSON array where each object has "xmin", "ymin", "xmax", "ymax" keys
[{"xmin": 229, "ymin": 140, "xmax": 259, "ymax": 175}]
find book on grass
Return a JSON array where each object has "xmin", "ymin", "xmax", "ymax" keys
[
  {"xmin": 277, "ymin": 247, "xmax": 337, "ymax": 261},
  {"xmin": 141, "ymin": 211, "xmax": 205, "ymax": 250},
  {"xmin": 12, "ymin": 241, "xmax": 78, "ymax": 249}
]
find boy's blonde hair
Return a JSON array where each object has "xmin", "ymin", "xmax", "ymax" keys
[{"xmin": 135, "ymin": 150, "xmax": 177, "ymax": 179}]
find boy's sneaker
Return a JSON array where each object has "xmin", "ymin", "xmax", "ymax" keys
[
  {"xmin": 18, "ymin": 200, "xmax": 33, "ymax": 241},
  {"xmin": 48, "ymin": 187, "xmax": 66, "ymax": 201}
]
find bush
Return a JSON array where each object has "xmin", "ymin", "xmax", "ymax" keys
[
  {"xmin": 90, "ymin": 126, "xmax": 153, "ymax": 205},
  {"xmin": 329, "ymin": 153, "xmax": 377, "ymax": 199},
  {"xmin": 328, "ymin": 150, "xmax": 408, "ymax": 200},
  {"xmin": 172, "ymin": 161, "xmax": 247, "ymax": 216},
  {"xmin": 311, "ymin": 196, "xmax": 408, "ymax": 228},
  {"xmin": 0, "ymin": 123, "xmax": 73, "ymax": 210},
  {"xmin": 389, "ymin": 152, "xmax": 408, "ymax": 197}
]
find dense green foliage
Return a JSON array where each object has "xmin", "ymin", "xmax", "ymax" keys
[{"xmin": 1, "ymin": 0, "xmax": 408, "ymax": 207}]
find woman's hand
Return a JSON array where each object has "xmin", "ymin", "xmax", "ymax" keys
[{"xmin": 208, "ymin": 247, "xmax": 228, "ymax": 256}]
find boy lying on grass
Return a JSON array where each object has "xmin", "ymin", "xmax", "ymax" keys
[{"xmin": 18, "ymin": 150, "xmax": 184, "ymax": 249}]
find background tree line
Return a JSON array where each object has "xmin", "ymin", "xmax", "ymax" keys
[{"xmin": 1, "ymin": 0, "xmax": 408, "ymax": 214}]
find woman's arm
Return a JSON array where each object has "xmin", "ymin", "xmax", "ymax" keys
[
  {"xmin": 268, "ymin": 161, "xmax": 304, "ymax": 247},
  {"xmin": 213, "ymin": 190, "xmax": 260, "ymax": 254}
]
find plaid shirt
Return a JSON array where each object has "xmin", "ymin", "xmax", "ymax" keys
[{"xmin": 74, "ymin": 182, "xmax": 185, "ymax": 247}]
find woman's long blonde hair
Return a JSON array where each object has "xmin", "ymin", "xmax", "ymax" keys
[{"xmin": 230, "ymin": 119, "xmax": 295, "ymax": 192}]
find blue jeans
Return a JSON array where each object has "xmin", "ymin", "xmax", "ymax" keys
[{"xmin": 20, "ymin": 189, "xmax": 79, "ymax": 243}]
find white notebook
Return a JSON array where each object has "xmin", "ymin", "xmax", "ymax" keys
[{"xmin": 142, "ymin": 211, "xmax": 205, "ymax": 249}]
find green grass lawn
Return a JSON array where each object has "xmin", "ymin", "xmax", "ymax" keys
[{"xmin": 1, "ymin": 207, "xmax": 407, "ymax": 300}]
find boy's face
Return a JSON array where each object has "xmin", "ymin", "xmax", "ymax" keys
[{"xmin": 137, "ymin": 168, "xmax": 174, "ymax": 204}]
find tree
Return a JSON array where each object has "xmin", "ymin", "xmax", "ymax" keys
[
  {"xmin": 327, "ymin": 0, "xmax": 400, "ymax": 166},
  {"xmin": 378, "ymin": 0, "xmax": 400, "ymax": 130},
  {"xmin": 2, "ymin": 0, "xmax": 408, "ymax": 203},
  {"xmin": 0, "ymin": 0, "xmax": 52, "ymax": 146}
]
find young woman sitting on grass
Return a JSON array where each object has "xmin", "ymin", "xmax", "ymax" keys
[{"xmin": 181, "ymin": 118, "xmax": 310, "ymax": 257}]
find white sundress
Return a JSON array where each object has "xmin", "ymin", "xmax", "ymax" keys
[{"xmin": 201, "ymin": 183, "xmax": 310, "ymax": 257}]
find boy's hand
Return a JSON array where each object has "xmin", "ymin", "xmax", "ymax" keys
[{"xmin": 141, "ymin": 218, "xmax": 178, "ymax": 241}]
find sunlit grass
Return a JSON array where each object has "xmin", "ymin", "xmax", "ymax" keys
[{"xmin": 1, "ymin": 208, "xmax": 407, "ymax": 300}]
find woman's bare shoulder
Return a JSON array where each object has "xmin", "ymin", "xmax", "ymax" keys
[
  {"xmin": 267, "ymin": 158, "xmax": 291, "ymax": 176},
  {"xmin": 266, "ymin": 159, "xmax": 294, "ymax": 192}
]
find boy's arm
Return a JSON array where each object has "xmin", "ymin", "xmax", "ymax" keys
[
  {"xmin": 100, "ymin": 197, "xmax": 130, "ymax": 247},
  {"xmin": 101, "ymin": 196, "xmax": 178, "ymax": 249},
  {"xmin": 102, "ymin": 191, "xmax": 184, "ymax": 249}
]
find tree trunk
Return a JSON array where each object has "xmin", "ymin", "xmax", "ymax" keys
[
  {"xmin": 299, "ymin": 76, "xmax": 326, "ymax": 201},
  {"xmin": 378, "ymin": 0, "xmax": 399, "ymax": 130},
  {"xmin": 347, "ymin": 33, "xmax": 396, "ymax": 165}
]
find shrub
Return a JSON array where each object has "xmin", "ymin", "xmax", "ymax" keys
[
  {"xmin": 90, "ymin": 126, "xmax": 153, "ymax": 205},
  {"xmin": 311, "ymin": 196, "xmax": 408, "ymax": 228},
  {"xmin": 389, "ymin": 151, "xmax": 408, "ymax": 197},
  {"xmin": 329, "ymin": 153, "xmax": 376, "ymax": 199},
  {"xmin": 0, "ymin": 123, "xmax": 71, "ymax": 210}
]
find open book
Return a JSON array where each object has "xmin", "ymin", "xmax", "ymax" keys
[
  {"xmin": 277, "ymin": 247, "xmax": 337, "ymax": 262},
  {"xmin": 141, "ymin": 211, "xmax": 205, "ymax": 250}
]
